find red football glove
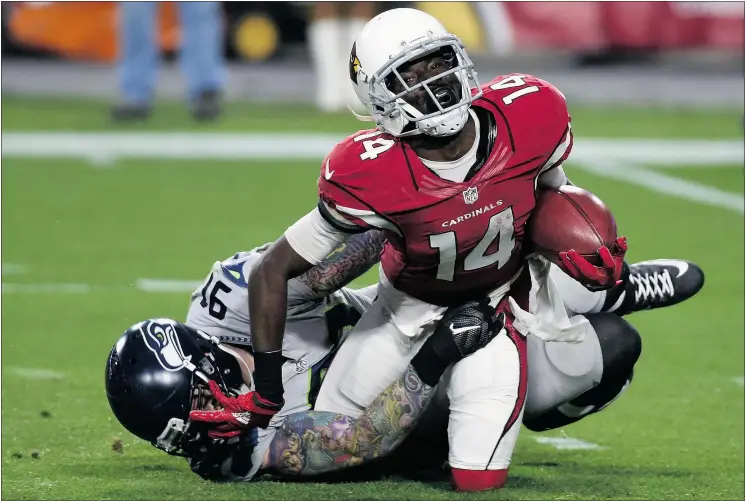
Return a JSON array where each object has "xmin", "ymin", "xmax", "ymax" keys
[
  {"xmin": 558, "ymin": 236, "xmax": 628, "ymax": 292},
  {"xmin": 189, "ymin": 380, "xmax": 284, "ymax": 439}
]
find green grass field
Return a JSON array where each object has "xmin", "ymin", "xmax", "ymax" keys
[{"xmin": 2, "ymin": 98, "xmax": 744, "ymax": 500}]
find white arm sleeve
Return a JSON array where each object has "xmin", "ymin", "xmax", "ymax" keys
[
  {"xmin": 284, "ymin": 208, "xmax": 352, "ymax": 265},
  {"xmin": 537, "ymin": 165, "xmax": 569, "ymax": 188}
]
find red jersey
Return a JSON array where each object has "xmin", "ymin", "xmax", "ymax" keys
[{"xmin": 317, "ymin": 74, "xmax": 573, "ymax": 306}]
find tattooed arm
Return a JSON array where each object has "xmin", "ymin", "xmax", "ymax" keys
[
  {"xmin": 264, "ymin": 365, "xmax": 434, "ymax": 477},
  {"xmin": 294, "ymin": 230, "xmax": 385, "ymax": 299}
]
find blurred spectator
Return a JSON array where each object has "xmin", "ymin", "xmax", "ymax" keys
[
  {"xmin": 307, "ymin": 2, "xmax": 376, "ymax": 113},
  {"xmin": 111, "ymin": 2, "xmax": 226, "ymax": 122}
]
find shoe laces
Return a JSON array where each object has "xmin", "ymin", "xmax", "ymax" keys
[{"xmin": 629, "ymin": 268, "xmax": 675, "ymax": 306}]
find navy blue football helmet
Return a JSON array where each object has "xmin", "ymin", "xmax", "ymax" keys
[{"xmin": 105, "ymin": 318, "xmax": 249, "ymax": 456}]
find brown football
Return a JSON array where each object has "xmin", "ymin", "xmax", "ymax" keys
[{"xmin": 528, "ymin": 185, "xmax": 618, "ymax": 266}]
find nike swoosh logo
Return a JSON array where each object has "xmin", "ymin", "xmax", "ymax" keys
[
  {"xmin": 449, "ymin": 323, "xmax": 480, "ymax": 335},
  {"xmin": 324, "ymin": 159, "xmax": 334, "ymax": 180},
  {"xmin": 638, "ymin": 259, "xmax": 689, "ymax": 278}
]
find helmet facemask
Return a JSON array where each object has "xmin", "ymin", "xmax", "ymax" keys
[
  {"xmin": 155, "ymin": 381, "xmax": 231, "ymax": 457},
  {"xmin": 150, "ymin": 326, "xmax": 251, "ymax": 456},
  {"xmin": 365, "ymin": 35, "xmax": 482, "ymax": 138}
]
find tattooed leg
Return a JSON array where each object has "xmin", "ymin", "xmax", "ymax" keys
[
  {"xmin": 264, "ymin": 364, "xmax": 435, "ymax": 477},
  {"xmin": 262, "ymin": 296, "xmax": 502, "ymax": 480}
]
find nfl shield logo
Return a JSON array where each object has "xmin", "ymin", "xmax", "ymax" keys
[{"xmin": 463, "ymin": 186, "xmax": 479, "ymax": 205}]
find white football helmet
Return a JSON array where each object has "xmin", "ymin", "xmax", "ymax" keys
[{"xmin": 349, "ymin": 8, "xmax": 482, "ymax": 138}]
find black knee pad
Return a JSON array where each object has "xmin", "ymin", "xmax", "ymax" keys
[
  {"xmin": 524, "ymin": 315, "xmax": 641, "ymax": 433},
  {"xmin": 585, "ymin": 312, "xmax": 641, "ymax": 382}
]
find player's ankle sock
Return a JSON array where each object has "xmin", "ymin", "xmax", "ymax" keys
[
  {"xmin": 600, "ymin": 261, "xmax": 630, "ymax": 313},
  {"xmin": 451, "ymin": 468, "xmax": 508, "ymax": 492},
  {"xmin": 308, "ymin": 18, "xmax": 345, "ymax": 112}
]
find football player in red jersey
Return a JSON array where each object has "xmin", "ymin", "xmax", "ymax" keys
[{"xmin": 191, "ymin": 8, "xmax": 704, "ymax": 491}]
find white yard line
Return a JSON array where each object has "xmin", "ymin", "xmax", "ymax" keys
[
  {"xmin": 2, "ymin": 133, "xmax": 743, "ymax": 166},
  {"xmin": 2, "ymin": 133, "xmax": 742, "ymax": 217},
  {"xmin": 1, "ymin": 283, "xmax": 92, "ymax": 294},
  {"xmin": 6, "ymin": 367, "xmax": 66, "ymax": 380},
  {"xmin": 573, "ymin": 139, "xmax": 743, "ymax": 167},
  {"xmin": 2, "ymin": 279, "xmax": 201, "ymax": 294},
  {"xmin": 574, "ymin": 160, "xmax": 744, "ymax": 215},
  {"xmin": 732, "ymin": 377, "xmax": 744, "ymax": 387},
  {"xmin": 1, "ymin": 132, "xmax": 341, "ymax": 162},
  {"xmin": 2, "ymin": 263, "xmax": 28, "ymax": 276},
  {"xmin": 136, "ymin": 278, "xmax": 202, "ymax": 293},
  {"xmin": 533, "ymin": 436, "xmax": 607, "ymax": 451}
]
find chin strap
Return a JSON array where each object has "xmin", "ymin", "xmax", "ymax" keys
[{"xmin": 347, "ymin": 104, "xmax": 376, "ymax": 122}]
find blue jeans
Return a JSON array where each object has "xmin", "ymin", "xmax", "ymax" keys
[{"xmin": 117, "ymin": 2, "xmax": 226, "ymax": 105}]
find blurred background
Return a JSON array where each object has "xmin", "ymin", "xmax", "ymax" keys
[
  {"xmin": 2, "ymin": 3, "xmax": 744, "ymax": 500},
  {"xmin": 1, "ymin": 1, "xmax": 744, "ymax": 111}
]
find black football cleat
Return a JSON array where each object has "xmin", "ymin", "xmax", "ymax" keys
[{"xmin": 614, "ymin": 259, "xmax": 705, "ymax": 315}]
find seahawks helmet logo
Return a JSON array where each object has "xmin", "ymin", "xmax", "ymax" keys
[
  {"xmin": 140, "ymin": 319, "xmax": 191, "ymax": 372},
  {"xmin": 349, "ymin": 42, "xmax": 361, "ymax": 84}
]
